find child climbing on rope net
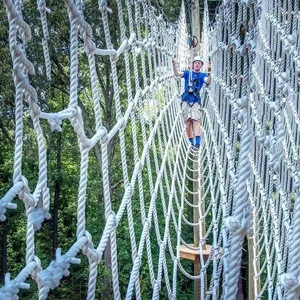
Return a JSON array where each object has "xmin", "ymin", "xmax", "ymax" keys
[{"xmin": 172, "ymin": 56, "xmax": 211, "ymax": 149}]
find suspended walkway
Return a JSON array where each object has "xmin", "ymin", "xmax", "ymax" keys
[{"xmin": 0, "ymin": 0, "xmax": 299, "ymax": 299}]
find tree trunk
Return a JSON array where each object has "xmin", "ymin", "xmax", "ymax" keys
[{"xmin": 101, "ymin": 238, "xmax": 112, "ymax": 298}]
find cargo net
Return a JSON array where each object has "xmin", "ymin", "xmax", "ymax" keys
[{"xmin": 1, "ymin": 0, "xmax": 300, "ymax": 299}]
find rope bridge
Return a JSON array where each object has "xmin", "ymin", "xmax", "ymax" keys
[{"xmin": 0, "ymin": 0, "xmax": 299, "ymax": 299}]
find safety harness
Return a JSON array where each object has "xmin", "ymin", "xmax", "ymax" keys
[
  {"xmin": 182, "ymin": 72, "xmax": 203, "ymax": 106},
  {"xmin": 184, "ymin": 36, "xmax": 201, "ymax": 107}
]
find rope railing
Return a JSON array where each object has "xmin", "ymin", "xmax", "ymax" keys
[{"xmin": 0, "ymin": 0, "xmax": 299, "ymax": 299}]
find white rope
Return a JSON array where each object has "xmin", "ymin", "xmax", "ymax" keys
[
  {"xmin": 1, "ymin": 0, "xmax": 300, "ymax": 299},
  {"xmin": 38, "ymin": 0, "xmax": 51, "ymax": 80}
]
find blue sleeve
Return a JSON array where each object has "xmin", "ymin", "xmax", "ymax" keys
[
  {"xmin": 200, "ymin": 73, "xmax": 208, "ymax": 83},
  {"xmin": 182, "ymin": 70, "xmax": 189, "ymax": 79}
]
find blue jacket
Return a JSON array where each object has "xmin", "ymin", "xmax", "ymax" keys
[{"xmin": 181, "ymin": 70, "xmax": 208, "ymax": 104}]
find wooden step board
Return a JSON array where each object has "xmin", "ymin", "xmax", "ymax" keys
[{"xmin": 179, "ymin": 244, "xmax": 221, "ymax": 261}]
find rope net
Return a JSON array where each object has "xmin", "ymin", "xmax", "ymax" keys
[
  {"xmin": 0, "ymin": 0, "xmax": 299, "ymax": 299},
  {"xmin": 206, "ymin": 0, "xmax": 300, "ymax": 298}
]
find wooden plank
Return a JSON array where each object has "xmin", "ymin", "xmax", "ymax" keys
[{"xmin": 179, "ymin": 244, "xmax": 215, "ymax": 261}]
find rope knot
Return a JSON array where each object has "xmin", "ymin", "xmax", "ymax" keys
[
  {"xmin": 225, "ymin": 215, "xmax": 250, "ymax": 236},
  {"xmin": 280, "ymin": 273, "xmax": 300, "ymax": 294},
  {"xmin": 82, "ymin": 231, "xmax": 100, "ymax": 263},
  {"xmin": 99, "ymin": 0, "xmax": 113, "ymax": 13},
  {"xmin": 38, "ymin": 1, "xmax": 51, "ymax": 14},
  {"xmin": 100, "ymin": 126, "xmax": 109, "ymax": 144},
  {"xmin": 18, "ymin": 176, "xmax": 35, "ymax": 207},
  {"xmin": 28, "ymin": 208, "xmax": 51, "ymax": 231},
  {"xmin": 31, "ymin": 256, "xmax": 42, "ymax": 282},
  {"xmin": 38, "ymin": 248, "xmax": 81, "ymax": 295},
  {"xmin": 2, "ymin": 272, "xmax": 30, "ymax": 298},
  {"xmin": 49, "ymin": 115, "xmax": 62, "ymax": 132},
  {"xmin": 82, "ymin": 230, "xmax": 94, "ymax": 253},
  {"xmin": 236, "ymin": 95, "xmax": 248, "ymax": 108},
  {"xmin": 83, "ymin": 36, "xmax": 96, "ymax": 54}
]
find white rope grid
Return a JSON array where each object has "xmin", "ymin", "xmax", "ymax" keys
[
  {"xmin": 0, "ymin": 0, "xmax": 300, "ymax": 299},
  {"xmin": 206, "ymin": 0, "xmax": 300, "ymax": 298}
]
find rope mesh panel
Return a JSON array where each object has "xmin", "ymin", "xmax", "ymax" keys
[
  {"xmin": 0, "ymin": 0, "xmax": 300, "ymax": 299},
  {"xmin": 206, "ymin": 0, "xmax": 300, "ymax": 298}
]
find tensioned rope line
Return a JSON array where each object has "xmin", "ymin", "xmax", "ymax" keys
[{"xmin": 0, "ymin": 0, "xmax": 299, "ymax": 299}]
